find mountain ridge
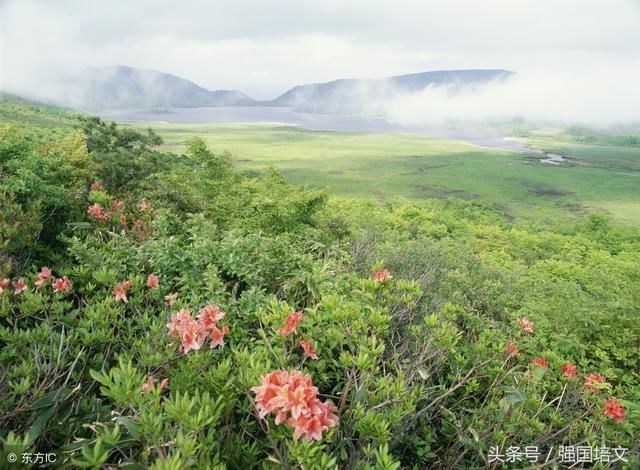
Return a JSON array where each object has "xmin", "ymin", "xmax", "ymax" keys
[
  {"xmin": 51, "ymin": 65, "xmax": 514, "ymax": 112},
  {"xmin": 58, "ymin": 65, "xmax": 255, "ymax": 110}
]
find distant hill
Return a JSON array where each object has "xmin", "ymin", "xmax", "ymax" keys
[
  {"xmin": 268, "ymin": 69, "xmax": 514, "ymax": 113},
  {"xmin": 57, "ymin": 65, "xmax": 255, "ymax": 110}
]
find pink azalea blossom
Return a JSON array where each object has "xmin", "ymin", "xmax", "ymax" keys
[
  {"xmin": 146, "ymin": 273, "xmax": 159, "ymax": 289},
  {"xmin": 165, "ymin": 293, "xmax": 178, "ymax": 305},
  {"xmin": 0, "ymin": 278, "xmax": 10, "ymax": 295},
  {"xmin": 13, "ymin": 278, "xmax": 27, "ymax": 295},
  {"xmin": 300, "ymin": 340, "xmax": 319, "ymax": 360},
  {"xmin": 252, "ymin": 369, "xmax": 338, "ymax": 441},
  {"xmin": 279, "ymin": 310, "xmax": 304, "ymax": 336},
  {"xmin": 373, "ymin": 268, "xmax": 392, "ymax": 282},
  {"xmin": 52, "ymin": 276, "xmax": 73, "ymax": 293},
  {"xmin": 34, "ymin": 267, "xmax": 53, "ymax": 289}
]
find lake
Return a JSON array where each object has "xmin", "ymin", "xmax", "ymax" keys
[{"xmin": 98, "ymin": 106, "xmax": 526, "ymax": 152}]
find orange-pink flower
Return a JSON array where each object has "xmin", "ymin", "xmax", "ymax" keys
[
  {"xmin": 251, "ymin": 369, "xmax": 338, "ymax": 441},
  {"xmin": 112, "ymin": 280, "xmax": 132, "ymax": 303},
  {"xmin": 139, "ymin": 200, "xmax": 152, "ymax": 212},
  {"xmin": 167, "ymin": 306, "xmax": 230, "ymax": 353},
  {"xmin": 52, "ymin": 276, "xmax": 73, "ymax": 293},
  {"xmin": 90, "ymin": 182, "xmax": 104, "ymax": 191},
  {"xmin": 561, "ymin": 363, "xmax": 577, "ymax": 378},
  {"xmin": 516, "ymin": 317, "xmax": 535, "ymax": 334},
  {"xmin": 531, "ymin": 357, "xmax": 549, "ymax": 369},
  {"xmin": 165, "ymin": 292, "xmax": 178, "ymax": 305},
  {"xmin": 603, "ymin": 399, "xmax": 625, "ymax": 423},
  {"xmin": 584, "ymin": 373, "xmax": 607, "ymax": 393},
  {"xmin": 300, "ymin": 340, "xmax": 319, "ymax": 360},
  {"xmin": 505, "ymin": 343, "xmax": 519, "ymax": 357},
  {"xmin": 279, "ymin": 310, "xmax": 304, "ymax": 336},
  {"xmin": 141, "ymin": 375, "xmax": 169, "ymax": 393},
  {"xmin": 34, "ymin": 267, "xmax": 53, "ymax": 289},
  {"xmin": 146, "ymin": 273, "xmax": 159, "ymax": 289},
  {"xmin": 373, "ymin": 268, "xmax": 392, "ymax": 283},
  {"xmin": 13, "ymin": 278, "xmax": 27, "ymax": 295},
  {"xmin": 111, "ymin": 200, "xmax": 124, "ymax": 212},
  {"xmin": 0, "ymin": 278, "xmax": 9, "ymax": 294},
  {"xmin": 87, "ymin": 203, "xmax": 110, "ymax": 221},
  {"xmin": 209, "ymin": 325, "xmax": 230, "ymax": 348}
]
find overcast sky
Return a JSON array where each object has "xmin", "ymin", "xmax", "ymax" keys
[{"xmin": 1, "ymin": 0, "xmax": 639, "ymax": 101}]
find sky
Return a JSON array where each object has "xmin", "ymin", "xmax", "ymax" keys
[{"xmin": 1, "ymin": 0, "xmax": 640, "ymax": 123}]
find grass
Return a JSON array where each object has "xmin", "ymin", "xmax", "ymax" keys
[{"xmin": 126, "ymin": 121, "xmax": 640, "ymax": 225}]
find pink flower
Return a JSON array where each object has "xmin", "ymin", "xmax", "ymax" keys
[
  {"xmin": 139, "ymin": 200, "xmax": 152, "ymax": 212},
  {"xmin": 300, "ymin": 340, "xmax": 319, "ymax": 360},
  {"xmin": 141, "ymin": 375, "xmax": 169, "ymax": 393},
  {"xmin": 279, "ymin": 310, "xmax": 304, "ymax": 336},
  {"xmin": 516, "ymin": 317, "xmax": 535, "ymax": 334},
  {"xmin": 252, "ymin": 369, "xmax": 338, "ymax": 441},
  {"xmin": 251, "ymin": 370, "xmax": 338, "ymax": 440},
  {"xmin": 165, "ymin": 292, "xmax": 178, "ymax": 305},
  {"xmin": 166, "ymin": 308, "xmax": 192, "ymax": 336},
  {"xmin": 505, "ymin": 343, "xmax": 519, "ymax": 357},
  {"xmin": 584, "ymin": 373, "xmax": 607, "ymax": 393},
  {"xmin": 561, "ymin": 363, "xmax": 577, "ymax": 378},
  {"xmin": 531, "ymin": 357, "xmax": 549, "ymax": 369},
  {"xmin": 112, "ymin": 280, "xmax": 132, "ymax": 303},
  {"xmin": 34, "ymin": 267, "xmax": 53, "ymax": 289},
  {"xmin": 373, "ymin": 268, "xmax": 392, "ymax": 283},
  {"xmin": 167, "ymin": 306, "xmax": 230, "ymax": 353},
  {"xmin": 111, "ymin": 200, "xmax": 124, "ymax": 212},
  {"xmin": 52, "ymin": 276, "xmax": 73, "ymax": 293},
  {"xmin": 0, "ymin": 278, "xmax": 10, "ymax": 295},
  {"xmin": 603, "ymin": 399, "xmax": 625, "ymax": 423},
  {"xmin": 210, "ymin": 325, "xmax": 230, "ymax": 348},
  {"xmin": 13, "ymin": 278, "xmax": 27, "ymax": 295},
  {"xmin": 90, "ymin": 182, "xmax": 104, "ymax": 191},
  {"xmin": 87, "ymin": 203, "xmax": 110, "ymax": 221},
  {"xmin": 197, "ymin": 304, "xmax": 225, "ymax": 329},
  {"xmin": 146, "ymin": 273, "xmax": 159, "ymax": 289}
]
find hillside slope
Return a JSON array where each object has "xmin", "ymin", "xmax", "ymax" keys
[
  {"xmin": 269, "ymin": 69, "xmax": 513, "ymax": 112},
  {"xmin": 56, "ymin": 65, "xmax": 255, "ymax": 110}
]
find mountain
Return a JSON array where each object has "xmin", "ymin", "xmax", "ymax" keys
[
  {"xmin": 57, "ymin": 65, "xmax": 255, "ymax": 110},
  {"xmin": 269, "ymin": 69, "xmax": 514, "ymax": 113}
]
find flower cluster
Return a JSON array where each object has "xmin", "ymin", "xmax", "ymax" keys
[
  {"xmin": 603, "ymin": 398, "xmax": 625, "ymax": 423},
  {"xmin": 141, "ymin": 375, "xmax": 169, "ymax": 393},
  {"xmin": 1, "ymin": 269, "xmax": 73, "ymax": 296},
  {"xmin": 279, "ymin": 310, "xmax": 304, "ymax": 336},
  {"xmin": 87, "ymin": 203, "xmax": 111, "ymax": 221},
  {"xmin": 300, "ymin": 340, "xmax": 319, "ymax": 360},
  {"xmin": 90, "ymin": 182, "xmax": 105, "ymax": 191},
  {"xmin": 373, "ymin": 268, "xmax": 392, "ymax": 283},
  {"xmin": 510, "ymin": 319, "xmax": 625, "ymax": 424},
  {"xmin": 146, "ymin": 273, "xmax": 159, "ymax": 289},
  {"xmin": 516, "ymin": 317, "xmax": 534, "ymax": 334},
  {"xmin": 112, "ymin": 280, "xmax": 133, "ymax": 303},
  {"xmin": 252, "ymin": 369, "xmax": 338, "ymax": 441},
  {"xmin": 166, "ymin": 305, "xmax": 229, "ymax": 354},
  {"xmin": 531, "ymin": 357, "xmax": 549, "ymax": 369}
]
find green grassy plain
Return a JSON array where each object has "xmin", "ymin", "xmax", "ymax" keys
[{"xmin": 129, "ymin": 121, "xmax": 640, "ymax": 225}]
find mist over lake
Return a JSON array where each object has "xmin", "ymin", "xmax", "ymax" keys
[{"xmin": 99, "ymin": 106, "xmax": 526, "ymax": 151}]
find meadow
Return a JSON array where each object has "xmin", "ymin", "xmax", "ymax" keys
[
  {"xmin": 1, "ymin": 94, "xmax": 638, "ymax": 468},
  {"xmin": 130, "ymin": 121, "xmax": 640, "ymax": 225}
]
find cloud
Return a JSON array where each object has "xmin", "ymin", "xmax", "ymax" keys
[
  {"xmin": 383, "ymin": 66, "xmax": 640, "ymax": 126},
  {"xmin": 1, "ymin": 0, "xmax": 639, "ymax": 123}
]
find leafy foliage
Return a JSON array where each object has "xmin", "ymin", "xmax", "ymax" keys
[{"xmin": 0, "ymin": 102, "xmax": 638, "ymax": 468}]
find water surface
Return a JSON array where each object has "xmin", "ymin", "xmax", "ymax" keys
[{"xmin": 99, "ymin": 106, "xmax": 527, "ymax": 152}]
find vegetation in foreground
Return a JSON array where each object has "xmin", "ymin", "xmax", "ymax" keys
[{"xmin": 0, "ymin": 96, "xmax": 638, "ymax": 468}]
